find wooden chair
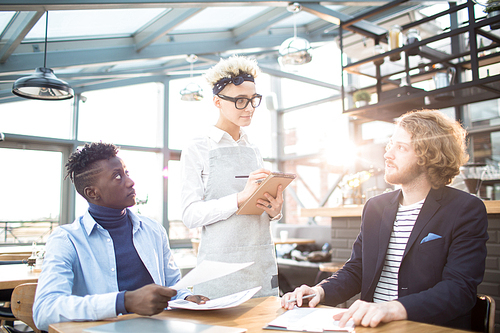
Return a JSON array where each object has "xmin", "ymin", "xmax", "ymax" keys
[
  {"xmin": 10, "ymin": 283, "xmax": 40, "ymax": 333},
  {"xmin": 471, "ymin": 294, "xmax": 496, "ymax": 333}
]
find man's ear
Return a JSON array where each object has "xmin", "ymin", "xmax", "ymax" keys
[{"xmin": 84, "ymin": 186, "xmax": 100, "ymax": 202}]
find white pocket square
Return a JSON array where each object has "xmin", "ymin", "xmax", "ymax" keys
[{"xmin": 420, "ymin": 233, "xmax": 442, "ymax": 244}]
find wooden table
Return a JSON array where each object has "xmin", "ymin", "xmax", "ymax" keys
[
  {"xmin": 49, "ymin": 296, "xmax": 469, "ymax": 333},
  {"xmin": 273, "ymin": 238, "xmax": 315, "ymax": 245},
  {"xmin": 0, "ymin": 264, "xmax": 40, "ymax": 289}
]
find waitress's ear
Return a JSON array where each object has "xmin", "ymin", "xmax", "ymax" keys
[{"xmin": 213, "ymin": 95, "xmax": 221, "ymax": 109}]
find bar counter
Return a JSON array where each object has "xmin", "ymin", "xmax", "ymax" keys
[{"xmin": 301, "ymin": 200, "xmax": 500, "ymax": 217}]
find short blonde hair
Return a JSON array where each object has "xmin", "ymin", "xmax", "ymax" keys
[
  {"xmin": 205, "ymin": 55, "xmax": 260, "ymax": 90},
  {"xmin": 397, "ymin": 110, "xmax": 469, "ymax": 188}
]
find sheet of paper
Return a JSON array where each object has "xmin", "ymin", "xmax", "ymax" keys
[
  {"xmin": 168, "ymin": 286, "xmax": 262, "ymax": 310},
  {"xmin": 265, "ymin": 307, "xmax": 355, "ymax": 332},
  {"xmin": 171, "ymin": 260, "xmax": 254, "ymax": 290}
]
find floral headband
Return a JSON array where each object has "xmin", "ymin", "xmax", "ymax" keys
[{"xmin": 212, "ymin": 73, "xmax": 254, "ymax": 95}]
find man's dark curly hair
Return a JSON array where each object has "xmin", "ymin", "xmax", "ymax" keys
[{"xmin": 65, "ymin": 142, "xmax": 119, "ymax": 199}]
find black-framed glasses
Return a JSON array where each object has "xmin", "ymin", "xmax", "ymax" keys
[{"xmin": 217, "ymin": 94, "xmax": 262, "ymax": 109}]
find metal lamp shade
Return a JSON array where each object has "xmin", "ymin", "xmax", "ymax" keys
[
  {"xmin": 12, "ymin": 67, "xmax": 74, "ymax": 100},
  {"xmin": 278, "ymin": 37, "xmax": 312, "ymax": 65},
  {"xmin": 180, "ymin": 82, "xmax": 203, "ymax": 101}
]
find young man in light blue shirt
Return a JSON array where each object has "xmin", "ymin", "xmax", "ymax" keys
[{"xmin": 33, "ymin": 142, "xmax": 208, "ymax": 331}]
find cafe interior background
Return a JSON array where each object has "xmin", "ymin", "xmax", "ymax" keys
[{"xmin": 0, "ymin": 0, "xmax": 499, "ymax": 329}]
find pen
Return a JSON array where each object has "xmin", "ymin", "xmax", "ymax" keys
[
  {"xmin": 235, "ymin": 175, "xmax": 263, "ymax": 184},
  {"xmin": 286, "ymin": 294, "xmax": 316, "ymax": 303}
]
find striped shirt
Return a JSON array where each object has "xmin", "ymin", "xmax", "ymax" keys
[{"xmin": 373, "ymin": 199, "xmax": 424, "ymax": 303}]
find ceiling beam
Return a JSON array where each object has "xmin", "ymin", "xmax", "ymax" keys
[
  {"xmin": 0, "ymin": 11, "xmax": 44, "ymax": 64},
  {"xmin": 260, "ymin": 66, "xmax": 341, "ymax": 90},
  {"xmin": 134, "ymin": 7, "xmax": 204, "ymax": 52},
  {"xmin": 301, "ymin": 3, "xmax": 387, "ymax": 40},
  {"xmin": 279, "ymin": 94, "xmax": 341, "ymax": 113},
  {"xmin": 0, "ymin": 1, "xmax": 409, "ymax": 11},
  {"xmin": 234, "ymin": 8, "xmax": 290, "ymax": 44},
  {"xmin": 0, "ymin": 32, "xmax": 331, "ymax": 74}
]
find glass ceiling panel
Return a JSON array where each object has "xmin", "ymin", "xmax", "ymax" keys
[
  {"xmin": 174, "ymin": 6, "xmax": 268, "ymax": 32},
  {"xmin": 271, "ymin": 11, "xmax": 321, "ymax": 28},
  {"xmin": 0, "ymin": 11, "xmax": 15, "ymax": 35},
  {"xmin": 25, "ymin": 8, "xmax": 168, "ymax": 40}
]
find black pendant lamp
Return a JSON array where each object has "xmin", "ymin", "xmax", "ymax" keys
[{"xmin": 12, "ymin": 12, "xmax": 74, "ymax": 100}]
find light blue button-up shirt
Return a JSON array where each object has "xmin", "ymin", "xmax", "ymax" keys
[{"xmin": 33, "ymin": 209, "xmax": 190, "ymax": 331}]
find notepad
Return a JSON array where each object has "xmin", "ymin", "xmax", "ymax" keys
[
  {"xmin": 83, "ymin": 317, "xmax": 247, "ymax": 333},
  {"xmin": 236, "ymin": 172, "xmax": 296, "ymax": 215},
  {"xmin": 263, "ymin": 307, "xmax": 354, "ymax": 332}
]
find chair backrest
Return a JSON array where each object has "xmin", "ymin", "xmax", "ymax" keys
[
  {"xmin": 471, "ymin": 294, "xmax": 496, "ymax": 333},
  {"xmin": 10, "ymin": 283, "xmax": 40, "ymax": 333}
]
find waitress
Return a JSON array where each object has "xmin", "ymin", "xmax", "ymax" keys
[{"xmin": 180, "ymin": 55, "xmax": 283, "ymax": 299}]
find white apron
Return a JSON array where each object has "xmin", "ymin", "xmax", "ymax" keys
[{"xmin": 194, "ymin": 145, "xmax": 279, "ymax": 299}]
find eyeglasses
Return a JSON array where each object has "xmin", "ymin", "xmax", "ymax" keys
[{"xmin": 217, "ymin": 94, "xmax": 262, "ymax": 109}]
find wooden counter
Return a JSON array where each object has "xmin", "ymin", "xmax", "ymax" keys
[
  {"xmin": 49, "ymin": 296, "xmax": 470, "ymax": 333},
  {"xmin": 301, "ymin": 200, "xmax": 500, "ymax": 217}
]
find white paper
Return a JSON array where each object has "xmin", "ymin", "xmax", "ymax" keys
[
  {"xmin": 266, "ymin": 307, "xmax": 355, "ymax": 332},
  {"xmin": 168, "ymin": 286, "xmax": 262, "ymax": 310},
  {"xmin": 171, "ymin": 260, "xmax": 254, "ymax": 290}
]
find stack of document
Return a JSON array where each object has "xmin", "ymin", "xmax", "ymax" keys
[{"xmin": 168, "ymin": 286, "xmax": 261, "ymax": 310}]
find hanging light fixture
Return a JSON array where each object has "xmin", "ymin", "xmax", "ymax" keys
[
  {"xmin": 278, "ymin": 3, "xmax": 312, "ymax": 66},
  {"xmin": 180, "ymin": 54, "xmax": 203, "ymax": 101},
  {"xmin": 12, "ymin": 12, "xmax": 74, "ymax": 101}
]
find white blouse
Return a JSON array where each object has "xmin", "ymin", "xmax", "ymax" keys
[{"xmin": 180, "ymin": 126, "xmax": 264, "ymax": 229}]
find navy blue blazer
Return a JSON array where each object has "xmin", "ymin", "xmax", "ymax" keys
[{"xmin": 318, "ymin": 186, "xmax": 488, "ymax": 329}]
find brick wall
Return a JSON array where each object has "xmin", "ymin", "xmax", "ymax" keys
[{"xmin": 330, "ymin": 215, "xmax": 500, "ymax": 332}]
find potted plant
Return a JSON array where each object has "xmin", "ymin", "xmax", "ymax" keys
[
  {"xmin": 484, "ymin": 0, "xmax": 500, "ymax": 29},
  {"xmin": 353, "ymin": 90, "xmax": 371, "ymax": 107}
]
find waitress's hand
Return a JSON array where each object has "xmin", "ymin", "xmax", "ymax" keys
[
  {"xmin": 257, "ymin": 184, "xmax": 283, "ymax": 218},
  {"xmin": 237, "ymin": 168, "xmax": 270, "ymax": 206}
]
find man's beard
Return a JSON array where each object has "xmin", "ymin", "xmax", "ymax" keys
[{"xmin": 384, "ymin": 160, "xmax": 425, "ymax": 186}]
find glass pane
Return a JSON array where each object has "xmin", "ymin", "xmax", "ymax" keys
[
  {"xmin": 78, "ymin": 83, "xmax": 163, "ymax": 147},
  {"xmin": 168, "ymin": 76, "xmax": 217, "ymax": 151},
  {"xmin": 26, "ymin": 9, "xmax": 168, "ymax": 39},
  {"xmin": 167, "ymin": 160, "xmax": 199, "ymax": 241},
  {"xmin": 279, "ymin": 43, "xmax": 342, "ymax": 85},
  {"xmin": 470, "ymin": 99, "xmax": 500, "ymax": 127},
  {"xmin": 0, "ymin": 12, "xmax": 15, "ymax": 34},
  {"xmin": 0, "ymin": 99, "xmax": 73, "ymax": 139},
  {"xmin": 174, "ymin": 7, "xmax": 266, "ymax": 32},
  {"xmin": 361, "ymin": 121, "xmax": 394, "ymax": 142},
  {"xmin": 119, "ymin": 149, "xmax": 163, "ymax": 221},
  {"xmin": 282, "ymin": 100, "xmax": 347, "ymax": 158},
  {"xmin": 0, "ymin": 148, "xmax": 61, "ymax": 244}
]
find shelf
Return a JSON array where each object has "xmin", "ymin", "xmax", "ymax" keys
[
  {"xmin": 345, "ymin": 74, "xmax": 500, "ymax": 123},
  {"xmin": 340, "ymin": 0, "xmax": 500, "ymax": 122}
]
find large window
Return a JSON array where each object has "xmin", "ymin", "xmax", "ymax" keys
[
  {"xmin": 0, "ymin": 148, "xmax": 62, "ymax": 243},
  {"xmin": 78, "ymin": 83, "xmax": 164, "ymax": 147},
  {"xmin": 0, "ymin": 82, "xmax": 166, "ymax": 244},
  {"xmin": 0, "ymin": 99, "xmax": 73, "ymax": 139}
]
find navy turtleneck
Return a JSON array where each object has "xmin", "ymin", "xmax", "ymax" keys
[{"xmin": 88, "ymin": 203, "xmax": 154, "ymax": 313}]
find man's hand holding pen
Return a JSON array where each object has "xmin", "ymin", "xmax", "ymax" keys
[{"xmin": 281, "ymin": 285, "xmax": 324, "ymax": 310}]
